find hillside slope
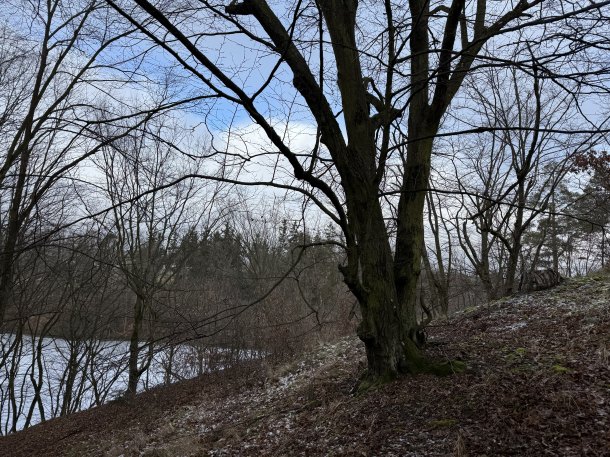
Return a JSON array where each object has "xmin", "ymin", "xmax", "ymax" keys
[{"xmin": 1, "ymin": 274, "xmax": 609, "ymax": 456}]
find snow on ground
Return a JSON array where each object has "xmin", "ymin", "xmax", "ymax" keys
[
  {"xmin": 0, "ymin": 335, "xmax": 245, "ymax": 433},
  {"xmin": 2, "ymin": 273, "xmax": 609, "ymax": 456}
]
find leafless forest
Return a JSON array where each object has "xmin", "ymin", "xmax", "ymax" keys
[{"xmin": 0, "ymin": 0, "xmax": 609, "ymax": 437}]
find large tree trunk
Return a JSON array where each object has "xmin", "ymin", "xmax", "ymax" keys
[
  {"xmin": 318, "ymin": 1, "xmax": 428, "ymax": 381},
  {"xmin": 220, "ymin": 0, "xmax": 473, "ymax": 383},
  {"xmin": 342, "ymin": 135, "xmax": 452, "ymax": 383},
  {"xmin": 344, "ymin": 191, "xmax": 416, "ymax": 379}
]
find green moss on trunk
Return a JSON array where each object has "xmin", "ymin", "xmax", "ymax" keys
[{"xmin": 356, "ymin": 337, "xmax": 466, "ymax": 393}]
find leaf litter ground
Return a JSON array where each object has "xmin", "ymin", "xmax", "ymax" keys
[{"xmin": 1, "ymin": 274, "xmax": 609, "ymax": 456}]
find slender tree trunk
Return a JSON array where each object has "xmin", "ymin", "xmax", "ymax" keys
[
  {"xmin": 0, "ymin": 267, "xmax": 14, "ymax": 325},
  {"xmin": 425, "ymin": 193, "xmax": 451, "ymax": 316},
  {"xmin": 0, "ymin": 147, "xmax": 31, "ymax": 324},
  {"xmin": 504, "ymin": 243, "xmax": 521, "ymax": 296},
  {"xmin": 504, "ymin": 182, "xmax": 526, "ymax": 296},
  {"xmin": 394, "ymin": 133, "xmax": 437, "ymax": 335},
  {"xmin": 127, "ymin": 295, "xmax": 145, "ymax": 395},
  {"xmin": 480, "ymin": 222, "xmax": 499, "ymax": 300},
  {"xmin": 550, "ymin": 198, "xmax": 560, "ymax": 271}
]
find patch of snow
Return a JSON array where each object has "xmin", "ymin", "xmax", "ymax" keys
[
  {"xmin": 505, "ymin": 321, "xmax": 528, "ymax": 331},
  {"xmin": 0, "ymin": 333, "xmax": 253, "ymax": 433}
]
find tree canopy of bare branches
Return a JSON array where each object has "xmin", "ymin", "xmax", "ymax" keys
[{"xmin": 98, "ymin": 0, "xmax": 610, "ymax": 383}]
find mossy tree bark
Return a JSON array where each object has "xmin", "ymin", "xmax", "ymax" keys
[
  {"xmin": 118, "ymin": 0, "xmax": 543, "ymax": 381},
  {"xmin": 315, "ymin": 0, "xmax": 463, "ymax": 379},
  {"xmin": 223, "ymin": 0, "xmax": 535, "ymax": 380}
]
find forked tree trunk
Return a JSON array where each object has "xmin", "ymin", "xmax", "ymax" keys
[
  {"xmin": 218, "ymin": 0, "xmax": 482, "ymax": 382},
  {"xmin": 347, "ymin": 197, "xmax": 449, "ymax": 383},
  {"xmin": 342, "ymin": 138, "xmax": 442, "ymax": 381},
  {"xmin": 314, "ymin": 2, "xmax": 427, "ymax": 380},
  {"xmin": 346, "ymin": 197, "xmax": 414, "ymax": 379}
]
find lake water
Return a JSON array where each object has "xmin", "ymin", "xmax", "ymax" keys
[{"xmin": 0, "ymin": 333, "xmax": 239, "ymax": 434}]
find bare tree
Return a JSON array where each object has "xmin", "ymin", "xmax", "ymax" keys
[
  {"xmin": 97, "ymin": 119, "xmax": 215, "ymax": 395},
  {"xmin": 0, "ymin": 226, "xmax": 127, "ymax": 433},
  {"xmin": 421, "ymin": 189, "xmax": 454, "ymax": 316},
  {"xmin": 454, "ymin": 67, "xmax": 587, "ymax": 298},
  {"xmin": 0, "ymin": 0, "xmax": 153, "ymax": 324},
  {"xmin": 104, "ymin": 0, "xmax": 610, "ymax": 383}
]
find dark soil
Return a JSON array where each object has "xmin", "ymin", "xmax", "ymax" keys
[{"xmin": 1, "ymin": 274, "xmax": 609, "ymax": 456}]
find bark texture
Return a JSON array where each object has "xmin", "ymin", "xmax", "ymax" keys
[{"xmin": 133, "ymin": 0, "xmax": 541, "ymax": 380}]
